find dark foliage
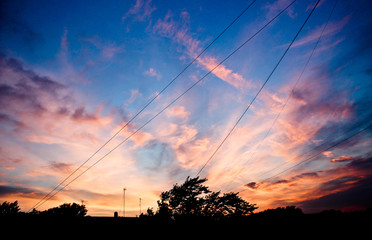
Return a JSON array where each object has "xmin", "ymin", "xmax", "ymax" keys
[
  {"xmin": 31, "ymin": 202, "xmax": 87, "ymax": 217},
  {"xmin": 0, "ymin": 201, "xmax": 20, "ymax": 216},
  {"xmin": 153, "ymin": 176, "xmax": 257, "ymax": 221},
  {"xmin": 255, "ymin": 206, "xmax": 303, "ymax": 216},
  {"xmin": 42, "ymin": 203, "xmax": 87, "ymax": 217}
]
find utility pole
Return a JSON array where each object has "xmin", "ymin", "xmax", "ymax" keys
[
  {"xmin": 139, "ymin": 198, "xmax": 142, "ymax": 216},
  {"xmin": 123, "ymin": 188, "xmax": 126, "ymax": 217}
]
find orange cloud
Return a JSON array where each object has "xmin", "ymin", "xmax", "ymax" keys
[
  {"xmin": 331, "ymin": 155, "xmax": 353, "ymax": 163},
  {"xmin": 167, "ymin": 106, "xmax": 190, "ymax": 120},
  {"xmin": 152, "ymin": 10, "xmax": 250, "ymax": 90},
  {"xmin": 197, "ymin": 56, "xmax": 248, "ymax": 89}
]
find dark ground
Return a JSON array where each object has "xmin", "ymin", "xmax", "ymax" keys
[{"xmin": 1, "ymin": 212, "xmax": 370, "ymax": 238}]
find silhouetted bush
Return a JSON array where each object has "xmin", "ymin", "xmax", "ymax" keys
[
  {"xmin": 155, "ymin": 176, "xmax": 257, "ymax": 221},
  {"xmin": 0, "ymin": 201, "xmax": 20, "ymax": 216},
  {"xmin": 255, "ymin": 206, "xmax": 303, "ymax": 216},
  {"xmin": 39, "ymin": 203, "xmax": 87, "ymax": 217}
]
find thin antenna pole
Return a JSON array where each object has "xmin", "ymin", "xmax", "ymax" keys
[
  {"xmin": 139, "ymin": 198, "xmax": 142, "ymax": 216},
  {"xmin": 123, "ymin": 188, "xmax": 126, "ymax": 217}
]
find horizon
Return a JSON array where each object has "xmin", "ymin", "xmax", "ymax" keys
[{"xmin": 1, "ymin": 0, "xmax": 372, "ymax": 217}]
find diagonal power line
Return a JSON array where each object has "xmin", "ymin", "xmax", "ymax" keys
[
  {"xmin": 195, "ymin": 0, "xmax": 321, "ymax": 177},
  {"xmin": 225, "ymin": 0, "xmax": 340, "ymax": 189},
  {"xmin": 32, "ymin": 0, "xmax": 297, "ymax": 210},
  {"xmin": 29, "ymin": 0, "xmax": 257, "ymax": 211},
  {"xmin": 260, "ymin": 122, "xmax": 372, "ymax": 186},
  {"xmin": 236, "ymin": 121, "xmax": 372, "ymax": 194}
]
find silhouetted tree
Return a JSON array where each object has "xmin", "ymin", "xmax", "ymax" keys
[
  {"xmin": 146, "ymin": 207, "xmax": 154, "ymax": 216},
  {"xmin": 256, "ymin": 206, "xmax": 303, "ymax": 216},
  {"xmin": 157, "ymin": 176, "xmax": 211, "ymax": 218},
  {"xmin": 0, "ymin": 201, "xmax": 20, "ymax": 216},
  {"xmin": 156, "ymin": 176, "xmax": 257, "ymax": 220},
  {"xmin": 41, "ymin": 203, "xmax": 87, "ymax": 217}
]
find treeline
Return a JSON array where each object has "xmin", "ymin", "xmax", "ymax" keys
[
  {"xmin": 1, "ymin": 177, "xmax": 371, "ymax": 221},
  {"xmin": 0, "ymin": 201, "xmax": 87, "ymax": 217}
]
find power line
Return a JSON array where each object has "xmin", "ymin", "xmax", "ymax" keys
[
  {"xmin": 195, "ymin": 0, "xmax": 320, "ymax": 177},
  {"xmin": 29, "ymin": 0, "xmax": 257, "ymax": 211},
  {"xmin": 225, "ymin": 0, "xmax": 339, "ymax": 190},
  {"xmin": 236, "ymin": 121, "xmax": 372, "ymax": 193},
  {"xmin": 260, "ymin": 122, "xmax": 372, "ymax": 185},
  {"xmin": 32, "ymin": 0, "xmax": 296, "ymax": 210}
]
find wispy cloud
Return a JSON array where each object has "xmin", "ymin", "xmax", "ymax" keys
[
  {"xmin": 81, "ymin": 35, "xmax": 125, "ymax": 59},
  {"xmin": 127, "ymin": 89, "xmax": 143, "ymax": 103},
  {"xmin": 0, "ymin": 55, "xmax": 114, "ymax": 147},
  {"xmin": 263, "ymin": 0, "xmax": 297, "ymax": 19},
  {"xmin": 167, "ymin": 106, "xmax": 190, "ymax": 120},
  {"xmin": 144, "ymin": 67, "xmax": 162, "ymax": 79},
  {"xmin": 291, "ymin": 15, "xmax": 351, "ymax": 48},
  {"xmin": 122, "ymin": 0, "xmax": 156, "ymax": 22},
  {"xmin": 152, "ymin": 10, "xmax": 251, "ymax": 89},
  {"xmin": 197, "ymin": 56, "xmax": 248, "ymax": 89}
]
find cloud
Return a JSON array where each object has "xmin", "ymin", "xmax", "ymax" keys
[
  {"xmin": 331, "ymin": 155, "xmax": 354, "ymax": 163},
  {"xmin": 0, "ymin": 185, "xmax": 47, "ymax": 199},
  {"xmin": 135, "ymin": 140, "xmax": 177, "ymax": 175},
  {"xmin": 263, "ymin": 0, "xmax": 297, "ymax": 19},
  {"xmin": 291, "ymin": 15, "xmax": 351, "ymax": 48},
  {"xmin": 144, "ymin": 67, "xmax": 162, "ymax": 79},
  {"xmin": 81, "ymin": 35, "xmax": 124, "ymax": 59},
  {"xmin": 48, "ymin": 161, "xmax": 73, "ymax": 174},
  {"xmin": 122, "ymin": 0, "xmax": 156, "ymax": 22},
  {"xmin": 167, "ymin": 106, "xmax": 190, "ymax": 120},
  {"xmin": 245, "ymin": 182, "xmax": 259, "ymax": 189},
  {"xmin": 297, "ymin": 176, "xmax": 372, "ymax": 212},
  {"xmin": 127, "ymin": 89, "xmax": 143, "ymax": 103},
  {"xmin": 0, "ymin": 55, "xmax": 114, "ymax": 147},
  {"xmin": 197, "ymin": 56, "xmax": 248, "ymax": 89},
  {"xmin": 152, "ymin": 10, "xmax": 250, "ymax": 89}
]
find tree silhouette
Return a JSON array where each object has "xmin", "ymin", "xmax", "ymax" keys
[
  {"xmin": 40, "ymin": 203, "xmax": 87, "ymax": 217},
  {"xmin": 256, "ymin": 206, "xmax": 303, "ymax": 216},
  {"xmin": 156, "ymin": 176, "xmax": 257, "ymax": 220},
  {"xmin": 0, "ymin": 201, "xmax": 20, "ymax": 216}
]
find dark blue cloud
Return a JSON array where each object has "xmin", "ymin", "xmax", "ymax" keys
[
  {"xmin": 297, "ymin": 176, "xmax": 372, "ymax": 213},
  {"xmin": 296, "ymin": 156, "xmax": 372, "ymax": 212},
  {"xmin": 0, "ymin": 185, "xmax": 46, "ymax": 199}
]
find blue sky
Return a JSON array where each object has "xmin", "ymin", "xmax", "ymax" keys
[{"xmin": 1, "ymin": 0, "xmax": 372, "ymax": 216}]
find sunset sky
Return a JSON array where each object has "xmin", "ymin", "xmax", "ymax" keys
[{"xmin": 1, "ymin": 0, "xmax": 372, "ymax": 216}]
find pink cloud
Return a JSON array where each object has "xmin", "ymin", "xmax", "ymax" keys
[
  {"xmin": 291, "ymin": 15, "xmax": 351, "ymax": 48},
  {"xmin": 81, "ymin": 35, "xmax": 124, "ymax": 59},
  {"xmin": 152, "ymin": 10, "xmax": 249, "ymax": 89},
  {"xmin": 167, "ymin": 106, "xmax": 190, "ymax": 120},
  {"xmin": 197, "ymin": 56, "xmax": 249, "ymax": 89},
  {"xmin": 128, "ymin": 89, "xmax": 142, "ymax": 103},
  {"xmin": 122, "ymin": 0, "xmax": 156, "ymax": 22},
  {"xmin": 263, "ymin": 0, "xmax": 297, "ymax": 19},
  {"xmin": 0, "ymin": 56, "xmax": 115, "ymax": 149},
  {"xmin": 144, "ymin": 67, "xmax": 162, "ymax": 79}
]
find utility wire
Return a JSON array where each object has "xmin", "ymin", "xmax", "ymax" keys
[
  {"xmin": 236, "ymin": 121, "xmax": 372, "ymax": 193},
  {"xmin": 195, "ymin": 0, "xmax": 320, "ymax": 177},
  {"xmin": 225, "ymin": 0, "xmax": 339, "ymax": 189},
  {"xmin": 260, "ymin": 122, "xmax": 372, "ymax": 185},
  {"xmin": 32, "ymin": 0, "xmax": 296, "ymax": 210},
  {"xmin": 29, "ymin": 0, "xmax": 257, "ymax": 211}
]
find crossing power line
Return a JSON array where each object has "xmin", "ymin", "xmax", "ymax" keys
[
  {"xmin": 29, "ymin": 0, "xmax": 257, "ymax": 211},
  {"xmin": 195, "ymin": 0, "xmax": 321, "ymax": 177},
  {"xmin": 30, "ymin": 0, "xmax": 296, "ymax": 211},
  {"xmin": 259, "ymin": 122, "xmax": 372, "ymax": 187},
  {"xmin": 224, "ymin": 0, "xmax": 339, "ymax": 190}
]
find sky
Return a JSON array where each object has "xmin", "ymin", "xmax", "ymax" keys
[{"xmin": 1, "ymin": 0, "xmax": 372, "ymax": 216}]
